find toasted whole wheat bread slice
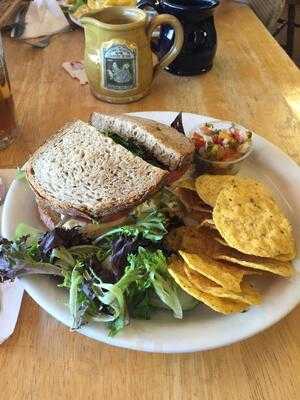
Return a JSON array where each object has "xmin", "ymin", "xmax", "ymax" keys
[
  {"xmin": 89, "ymin": 113, "xmax": 194, "ymax": 171},
  {"xmin": 26, "ymin": 120, "xmax": 168, "ymax": 220}
]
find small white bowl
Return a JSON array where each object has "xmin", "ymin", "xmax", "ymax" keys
[{"xmin": 188, "ymin": 120, "xmax": 253, "ymax": 175}]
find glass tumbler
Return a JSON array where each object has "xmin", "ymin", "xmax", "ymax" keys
[{"xmin": 0, "ymin": 33, "xmax": 18, "ymax": 150}]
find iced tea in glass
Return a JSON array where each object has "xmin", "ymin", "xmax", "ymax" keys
[{"xmin": 0, "ymin": 33, "xmax": 18, "ymax": 149}]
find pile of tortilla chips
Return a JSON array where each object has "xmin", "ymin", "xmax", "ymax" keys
[{"xmin": 167, "ymin": 175, "xmax": 296, "ymax": 314}]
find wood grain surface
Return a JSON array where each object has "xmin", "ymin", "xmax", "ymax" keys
[{"xmin": 1, "ymin": 1, "xmax": 300, "ymax": 399}]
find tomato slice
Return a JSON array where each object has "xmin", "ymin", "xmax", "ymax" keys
[
  {"xmin": 165, "ymin": 165, "xmax": 189, "ymax": 185},
  {"xmin": 191, "ymin": 133, "xmax": 206, "ymax": 151},
  {"xmin": 102, "ymin": 210, "xmax": 129, "ymax": 223}
]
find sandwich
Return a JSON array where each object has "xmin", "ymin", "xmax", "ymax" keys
[{"xmin": 26, "ymin": 114, "xmax": 194, "ymax": 230}]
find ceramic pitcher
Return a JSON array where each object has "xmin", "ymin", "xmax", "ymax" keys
[
  {"xmin": 138, "ymin": 0, "xmax": 219, "ymax": 76},
  {"xmin": 81, "ymin": 7, "xmax": 184, "ymax": 103}
]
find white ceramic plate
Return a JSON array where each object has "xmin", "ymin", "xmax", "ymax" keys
[{"xmin": 2, "ymin": 112, "xmax": 300, "ymax": 353}]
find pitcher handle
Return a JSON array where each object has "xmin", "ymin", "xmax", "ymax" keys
[
  {"xmin": 147, "ymin": 14, "xmax": 183, "ymax": 79},
  {"xmin": 138, "ymin": 0, "xmax": 158, "ymax": 9}
]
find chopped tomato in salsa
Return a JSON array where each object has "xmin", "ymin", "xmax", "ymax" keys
[{"xmin": 191, "ymin": 123, "xmax": 252, "ymax": 162}]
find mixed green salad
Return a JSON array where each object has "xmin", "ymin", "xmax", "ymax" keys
[{"xmin": 0, "ymin": 189, "xmax": 198, "ymax": 336}]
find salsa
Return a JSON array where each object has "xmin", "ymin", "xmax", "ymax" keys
[{"xmin": 191, "ymin": 123, "xmax": 252, "ymax": 162}]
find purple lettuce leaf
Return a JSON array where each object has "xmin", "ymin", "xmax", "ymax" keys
[{"xmin": 39, "ymin": 227, "xmax": 91, "ymax": 256}]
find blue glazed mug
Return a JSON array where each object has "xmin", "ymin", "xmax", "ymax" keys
[{"xmin": 138, "ymin": 0, "xmax": 219, "ymax": 76}]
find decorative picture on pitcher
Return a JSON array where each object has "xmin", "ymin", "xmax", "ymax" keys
[{"xmin": 102, "ymin": 42, "xmax": 137, "ymax": 91}]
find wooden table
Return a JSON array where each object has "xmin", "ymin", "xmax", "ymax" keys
[{"xmin": 1, "ymin": 1, "xmax": 300, "ymax": 399}]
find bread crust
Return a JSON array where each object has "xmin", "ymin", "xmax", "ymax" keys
[
  {"xmin": 36, "ymin": 201, "xmax": 61, "ymax": 230},
  {"xmin": 89, "ymin": 113, "xmax": 195, "ymax": 171}
]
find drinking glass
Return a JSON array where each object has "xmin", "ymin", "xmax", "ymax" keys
[{"xmin": 0, "ymin": 33, "xmax": 18, "ymax": 149}]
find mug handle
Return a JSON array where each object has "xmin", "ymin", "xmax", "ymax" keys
[{"xmin": 147, "ymin": 14, "xmax": 184, "ymax": 78}]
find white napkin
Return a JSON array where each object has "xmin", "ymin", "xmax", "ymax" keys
[
  {"xmin": 0, "ymin": 170, "xmax": 24, "ymax": 345},
  {"xmin": 0, "ymin": 282, "xmax": 23, "ymax": 344},
  {"xmin": 20, "ymin": 0, "xmax": 70, "ymax": 39}
]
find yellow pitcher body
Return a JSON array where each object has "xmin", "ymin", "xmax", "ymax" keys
[{"xmin": 81, "ymin": 7, "xmax": 183, "ymax": 103}]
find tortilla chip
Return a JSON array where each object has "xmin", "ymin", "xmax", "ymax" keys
[
  {"xmin": 174, "ymin": 187, "xmax": 212, "ymax": 213},
  {"xmin": 165, "ymin": 227, "xmax": 186, "ymax": 252},
  {"xmin": 214, "ymin": 236, "xmax": 230, "ymax": 246},
  {"xmin": 195, "ymin": 175, "xmax": 241, "ymax": 207},
  {"xmin": 184, "ymin": 265, "xmax": 261, "ymax": 305},
  {"xmin": 166, "ymin": 226, "xmax": 215, "ymax": 254},
  {"xmin": 179, "ymin": 250, "xmax": 249, "ymax": 292},
  {"xmin": 215, "ymin": 253, "xmax": 294, "ymax": 278},
  {"xmin": 174, "ymin": 178, "xmax": 196, "ymax": 191},
  {"xmin": 213, "ymin": 178, "xmax": 296, "ymax": 259},
  {"xmin": 166, "ymin": 226, "xmax": 287, "ymax": 277},
  {"xmin": 272, "ymin": 254, "xmax": 295, "ymax": 262},
  {"xmin": 168, "ymin": 258, "xmax": 249, "ymax": 314},
  {"xmin": 182, "ymin": 211, "xmax": 213, "ymax": 228},
  {"xmin": 200, "ymin": 219, "xmax": 217, "ymax": 230},
  {"xmin": 213, "ymin": 231, "xmax": 294, "ymax": 277}
]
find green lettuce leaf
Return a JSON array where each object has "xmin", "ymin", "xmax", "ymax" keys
[
  {"xmin": 94, "ymin": 209, "xmax": 167, "ymax": 244},
  {"xmin": 126, "ymin": 247, "xmax": 183, "ymax": 319},
  {"xmin": 15, "ymin": 168, "xmax": 26, "ymax": 181},
  {"xmin": 68, "ymin": 262, "xmax": 89, "ymax": 329},
  {"xmin": 14, "ymin": 223, "xmax": 42, "ymax": 243}
]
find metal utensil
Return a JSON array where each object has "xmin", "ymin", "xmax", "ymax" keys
[
  {"xmin": 22, "ymin": 26, "xmax": 72, "ymax": 49},
  {"xmin": 10, "ymin": 2, "xmax": 30, "ymax": 38},
  {"xmin": 23, "ymin": 35, "xmax": 51, "ymax": 49}
]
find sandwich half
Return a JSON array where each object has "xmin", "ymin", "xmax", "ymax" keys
[
  {"xmin": 26, "ymin": 115, "xmax": 194, "ymax": 228},
  {"xmin": 89, "ymin": 113, "xmax": 194, "ymax": 174}
]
